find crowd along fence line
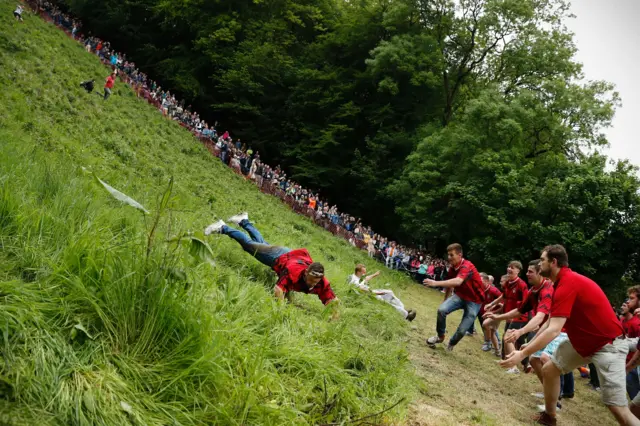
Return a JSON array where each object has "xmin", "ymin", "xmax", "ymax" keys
[{"xmin": 32, "ymin": 2, "xmax": 373, "ymax": 253}]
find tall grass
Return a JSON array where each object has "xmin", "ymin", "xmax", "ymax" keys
[{"xmin": 0, "ymin": 1, "xmax": 417, "ymax": 424}]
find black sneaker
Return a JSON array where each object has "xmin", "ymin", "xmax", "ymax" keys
[{"xmin": 406, "ymin": 310, "xmax": 416, "ymax": 322}]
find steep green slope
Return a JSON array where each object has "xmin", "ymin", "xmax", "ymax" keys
[{"xmin": 0, "ymin": 3, "xmax": 416, "ymax": 425}]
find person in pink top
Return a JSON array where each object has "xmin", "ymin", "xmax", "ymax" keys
[{"xmin": 423, "ymin": 243, "xmax": 485, "ymax": 352}]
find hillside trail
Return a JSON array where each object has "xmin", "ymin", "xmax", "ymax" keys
[{"xmin": 395, "ymin": 283, "xmax": 617, "ymax": 426}]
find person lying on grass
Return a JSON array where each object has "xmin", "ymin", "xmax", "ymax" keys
[
  {"xmin": 205, "ymin": 212, "xmax": 340, "ymax": 318},
  {"xmin": 348, "ymin": 264, "xmax": 416, "ymax": 321}
]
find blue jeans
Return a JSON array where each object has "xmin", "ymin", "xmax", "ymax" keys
[
  {"xmin": 561, "ymin": 372, "xmax": 574, "ymax": 397},
  {"xmin": 222, "ymin": 220, "xmax": 291, "ymax": 268},
  {"xmin": 627, "ymin": 368, "xmax": 640, "ymax": 400},
  {"xmin": 436, "ymin": 294, "xmax": 482, "ymax": 346}
]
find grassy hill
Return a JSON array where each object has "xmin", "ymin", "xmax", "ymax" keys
[
  {"xmin": 0, "ymin": 2, "xmax": 418, "ymax": 425},
  {"xmin": 0, "ymin": 2, "xmax": 621, "ymax": 426}
]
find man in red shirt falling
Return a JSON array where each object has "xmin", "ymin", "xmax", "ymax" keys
[
  {"xmin": 423, "ymin": 243, "xmax": 484, "ymax": 351},
  {"xmin": 204, "ymin": 213, "xmax": 338, "ymax": 311},
  {"xmin": 500, "ymin": 245, "xmax": 634, "ymax": 426},
  {"xmin": 103, "ymin": 71, "xmax": 116, "ymax": 100}
]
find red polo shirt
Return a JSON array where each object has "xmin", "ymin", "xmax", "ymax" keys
[
  {"xmin": 551, "ymin": 267, "xmax": 623, "ymax": 358},
  {"xmin": 272, "ymin": 249, "xmax": 336, "ymax": 305},
  {"xmin": 518, "ymin": 279, "xmax": 553, "ymax": 322},
  {"xmin": 105, "ymin": 75, "xmax": 115, "ymax": 89},
  {"xmin": 480, "ymin": 285, "xmax": 502, "ymax": 316},
  {"xmin": 622, "ymin": 315, "xmax": 640, "ymax": 362},
  {"xmin": 503, "ymin": 277, "xmax": 529, "ymax": 323},
  {"xmin": 447, "ymin": 259, "xmax": 484, "ymax": 304}
]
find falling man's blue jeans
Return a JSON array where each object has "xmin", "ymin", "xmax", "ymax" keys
[
  {"xmin": 221, "ymin": 220, "xmax": 291, "ymax": 268},
  {"xmin": 436, "ymin": 293, "xmax": 482, "ymax": 347}
]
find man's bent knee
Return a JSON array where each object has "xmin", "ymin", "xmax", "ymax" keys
[{"xmin": 542, "ymin": 359, "xmax": 562, "ymax": 377}]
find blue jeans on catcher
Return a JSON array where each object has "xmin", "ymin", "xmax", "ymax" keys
[
  {"xmin": 436, "ymin": 293, "xmax": 482, "ymax": 347},
  {"xmin": 222, "ymin": 220, "xmax": 291, "ymax": 268}
]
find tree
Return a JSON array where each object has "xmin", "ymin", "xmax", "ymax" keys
[{"xmin": 389, "ymin": 87, "xmax": 637, "ymax": 290}]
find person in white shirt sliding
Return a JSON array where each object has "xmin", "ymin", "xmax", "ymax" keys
[{"xmin": 348, "ymin": 264, "xmax": 416, "ymax": 321}]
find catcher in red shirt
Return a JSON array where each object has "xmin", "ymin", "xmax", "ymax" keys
[
  {"xmin": 205, "ymin": 213, "xmax": 338, "ymax": 310},
  {"xmin": 423, "ymin": 243, "xmax": 485, "ymax": 351}
]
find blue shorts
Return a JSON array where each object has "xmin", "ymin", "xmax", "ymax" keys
[{"xmin": 532, "ymin": 332, "xmax": 568, "ymax": 359}]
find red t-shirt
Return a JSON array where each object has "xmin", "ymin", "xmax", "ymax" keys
[
  {"xmin": 503, "ymin": 277, "xmax": 529, "ymax": 323},
  {"xmin": 105, "ymin": 76, "xmax": 115, "ymax": 89},
  {"xmin": 480, "ymin": 285, "xmax": 502, "ymax": 316},
  {"xmin": 447, "ymin": 259, "xmax": 484, "ymax": 304},
  {"xmin": 551, "ymin": 267, "xmax": 623, "ymax": 357},
  {"xmin": 518, "ymin": 279, "xmax": 554, "ymax": 322},
  {"xmin": 272, "ymin": 249, "xmax": 336, "ymax": 305},
  {"xmin": 622, "ymin": 315, "xmax": 640, "ymax": 362}
]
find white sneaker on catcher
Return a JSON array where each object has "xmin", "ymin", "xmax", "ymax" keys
[
  {"xmin": 228, "ymin": 212, "xmax": 249, "ymax": 225},
  {"xmin": 204, "ymin": 220, "xmax": 226, "ymax": 235}
]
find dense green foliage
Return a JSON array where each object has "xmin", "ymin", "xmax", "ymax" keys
[
  {"xmin": 0, "ymin": 5, "xmax": 416, "ymax": 424},
  {"xmin": 63, "ymin": 0, "xmax": 640, "ymax": 290}
]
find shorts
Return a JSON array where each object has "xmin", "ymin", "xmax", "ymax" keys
[
  {"xmin": 532, "ymin": 332, "xmax": 568, "ymax": 359},
  {"xmin": 14, "ymin": 12, "xmax": 21, "ymax": 18},
  {"xmin": 551, "ymin": 337, "xmax": 628, "ymax": 406},
  {"xmin": 505, "ymin": 320, "xmax": 528, "ymax": 332}
]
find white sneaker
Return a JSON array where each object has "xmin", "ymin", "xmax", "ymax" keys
[
  {"xmin": 531, "ymin": 392, "xmax": 544, "ymax": 399},
  {"xmin": 227, "ymin": 212, "xmax": 249, "ymax": 225},
  {"xmin": 506, "ymin": 367, "xmax": 520, "ymax": 374},
  {"xmin": 204, "ymin": 220, "xmax": 226, "ymax": 235},
  {"xmin": 426, "ymin": 336, "xmax": 444, "ymax": 347},
  {"xmin": 481, "ymin": 342, "xmax": 491, "ymax": 351},
  {"xmin": 537, "ymin": 403, "xmax": 561, "ymax": 412}
]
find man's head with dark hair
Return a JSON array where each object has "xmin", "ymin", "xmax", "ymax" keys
[
  {"xmin": 528, "ymin": 259, "xmax": 541, "ymax": 272},
  {"xmin": 304, "ymin": 262, "xmax": 324, "ymax": 287},
  {"xmin": 539, "ymin": 244, "xmax": 569, "ymax": 279},
  {"xmin": 355, "ymin": 264, "xmax": 366, "ymax": 276},
  {"xmin": 542, "ymin": 245, "xmax": 569, "ymax": 267},
  {"xmin": 525, "ymin": 260, "xmax": 544, "ymax": 288}
]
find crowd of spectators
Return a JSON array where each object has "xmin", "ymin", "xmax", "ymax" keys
[{"xmin": 29, "ymin": 0, "xmax": 449, "ymax": 280}]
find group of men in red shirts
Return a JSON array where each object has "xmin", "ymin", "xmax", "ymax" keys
[
  {"xmin": 206, "ymin": 213, "xmax": 640, "ymax": 425},
  {"xmin": 424, "ymin": 243, "xmax": 640, "ymax": 426}
]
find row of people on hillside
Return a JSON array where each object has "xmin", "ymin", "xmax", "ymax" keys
[
  {"xmin": 423, "ymin": 243, "xmax": 640, "ymax": 425},
  {"xmin": 32, "ymin": 0, "xmax": 434, "ymax": 274}
]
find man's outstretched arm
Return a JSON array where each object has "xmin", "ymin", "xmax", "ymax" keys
[{"xmin": 274, "ymin": 286, "xmax": 285, "ymax": 301}]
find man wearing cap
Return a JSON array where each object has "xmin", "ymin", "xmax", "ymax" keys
[{"xmin": 205, "ymin": 212, "xmax": 338, "ymax": 307}]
